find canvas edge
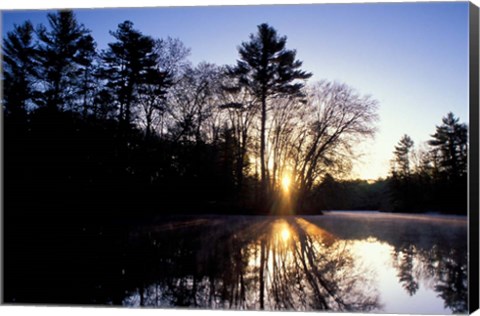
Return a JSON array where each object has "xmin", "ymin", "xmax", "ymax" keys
[
  {"xmin": 469, "ymin": 1, "xmax": 480, "ymax": 314},
  {"xmin": 0, "ymin": 2, "xmax": 476, "ymax": 315}
]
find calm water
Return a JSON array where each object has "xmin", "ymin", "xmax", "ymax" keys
[{"xmin": 118, "ymin": 212, "xmax": 467, "ymax": 313}]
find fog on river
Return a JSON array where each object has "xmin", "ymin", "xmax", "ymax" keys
[{"xmin": 119, "ymin": 211, "xmax": 467, "ymax": 314}]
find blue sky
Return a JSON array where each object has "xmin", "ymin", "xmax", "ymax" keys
[{"xmin": 2, "ymin": 2, "xmax": 471, "ymax": 179}]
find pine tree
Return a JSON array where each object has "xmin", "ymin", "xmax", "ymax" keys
[
  {"xmin": 101, "ymin": 21, "xmax": 158, "ymax": 129},
  {"xmin": 392, "ymin": 134, "xmax": 414, "ymax": 178},
  {"xmin": 389, "ymin": 134, "xmax": 415, "ymax": 212},
  {"xmin": 228, "ymin": 23, "xmax": 312, "ymax": 203},
  {"xmin": 2, "ymin": 21, "xmax": 39, "ymax": 120},
  {"xmin": 428, "ymin": 112, "xmax": 467, "ymax": 179},
  {"xmin": 36, "ymin": 10, "xmax": 92, "ymax": 111},
  {"xmin": 74, "ymin": 34, "xmax": 97, "ymax": 117}
]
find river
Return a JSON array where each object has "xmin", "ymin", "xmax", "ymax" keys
[{"xmin": 117, "ymin": 211, "xmax": 467, "ymax": 313}]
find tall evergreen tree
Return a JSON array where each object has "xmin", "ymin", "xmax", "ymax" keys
[
  {"xmin": 228, "ymin": 23, "xmax": 312, "ymax": 203},
  {"xmin": 428, "ymin": 112, "xmax": 468, "ymax": 179},
  {"xmin": 36, "ymin": 10, "xmax": 92, "ymax": 111},
  {"xmin": 74, "ymin": 34, "xmax": 98, "ymax": 117},
  {"xmin": 427, "ymin": 112, "xmax": 467, "ymax": 214},
  {"xmin": 392, "ymin": 134, "xmax": 414, "ymax": 178},
  {"xmin": 389, "ymin": 134, "xmax": 416, "ymax": 212},
  {"xmin": 2, "ymin": 21, "xmax": 38, "ymax": 120},
  {"xmin": 101, "ymin": 21, "xmax": 158, "ymax": 129}
]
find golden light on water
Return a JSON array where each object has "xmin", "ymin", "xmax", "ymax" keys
[{"xmin": 271, "ymin": 220, "xmax": 293, "ymax": 244}]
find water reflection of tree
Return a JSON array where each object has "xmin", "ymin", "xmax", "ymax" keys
[
  {"xmin": 393, "ymin": 244, "xmax": 419, "ymax": 296},
  {"xmin": 271, "ymin": 219, "xmax": 381, "ymax": 311},
  {"xmin": 427, "ymin": 247, "xmax": 467, "ymax": 313},
  {"xmin": 392, "ymin": 243, "xmax": 467, "ymax": 313},
  {"xmin": 121, "ymin": 217, "xmax": 380, "ymax": 311},
  {"xmin": 122, "ymin": 218, "xmax": 265, "ymax": 308}
]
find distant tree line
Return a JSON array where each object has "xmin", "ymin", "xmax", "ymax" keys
[
  {"xmin": 310, "ymin": 112, "xmax": 468, "ymax": 215},
  {"xmin": 3, "ymin": 10, "xmax": 383, "ymax": 216},
  {"xmin": 388, "ymin": 112, "xmax": 467, "ymax": 214}
]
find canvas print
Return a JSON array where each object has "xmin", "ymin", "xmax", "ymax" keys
[{"xmin": 2, "ymin": 2, "xmax": 477, "ymax": 314}]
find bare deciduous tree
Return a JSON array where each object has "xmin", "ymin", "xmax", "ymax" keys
[
  {"xmin": 286, "ymin": 81, "xmax": 378, "ymax": 210},
  {"xmin": 167, "ymin": 62, "xmax": 223, "ymax": 144},
  {"xmin": 137, "ymin": 38, "xmax": 190, "ymax": 139}
]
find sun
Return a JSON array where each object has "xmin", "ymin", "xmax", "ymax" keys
[
  {"xmin": 281, "ymin": 175, "xmax": 291, "ymax": 192},
  {"xmin": 281, "ymin": 227, "xmax": 291, "ymax": 242}
]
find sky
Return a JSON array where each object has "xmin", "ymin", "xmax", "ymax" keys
[{"xmin": 1, "ymin": 1, "xmax": 471, "ymax": 180}]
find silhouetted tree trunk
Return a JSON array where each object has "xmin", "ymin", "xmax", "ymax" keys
[
  {"xmin": 260, "ymin": 93, "xmax": 268, "ymax": 204},
  {"xmin": 75, "ymin": 34, "xmax": 97, "ymax": 117},
  {"xmin": 259, "ymin": 238, "xmax": 266, "ymax": 309}
]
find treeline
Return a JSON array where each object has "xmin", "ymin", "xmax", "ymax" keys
[
  {"xmin": 388, "ymin": 112, "xmax": 467, "ymax": 214},
  {"xmin": 3, "ymin": 10, "xmax": 379, "ymax": 216},
  {"xmin": 309, "ymin": 112, "xmax": 468, "ymax": 215}
]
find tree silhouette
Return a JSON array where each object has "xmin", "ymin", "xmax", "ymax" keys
[
  {"xmin": 218, "ymin": 77, "xmax": 257, "ymax": 195},
  {"xmin": 387, "ymin": 113, "xmax": 468, "ymax": 214},
  {"xmin": 428, "ymin": 112, "xmax": 467, "ymax": 180},
  {"xmin": 36, "ymin": 10, "xmax": 92, "ymax": 111},
  {"xmin": 2, "ymin": 20, "xmax": 38, "ymax": 121},
  {"xmin": 427, "ymin": 112, "xmax": 468, "ymax": 213},
  {"xmin": 396, "ymin": 245, "xmax": 419, "ymax": 296},
  {"xmin": 140, "ymin": 37, "xmax": 190, "ymax": 139},
  {"xmin": 154, "ymin": 37, "xmax": 191, "ymax": 79},
  {"xmin": 290, "ymin": 81, "xmax": 378, "ymax": 211},
  {"xmin": 101, "ymin": 21, "xmax": 158, "ymax": 130},
  {"xmin": 75, "ymin": 34, "xmax": 98, "ymax": 117},
  {"xmin": 168, "ymin": 63, "xmax": 222, "ymax": 144},
  {"xmin": 391, "ymin": 134, "xmax": 414, "ymax": 178},
  {"xmin": 228, "ymin": 23, "xmax": 312, "ymax": 206},
  {"xmin": 434, "ymin": 250, "xmax": 468, "ymax": 313},
  {"xmin": 389, "ymin": 135, "xmax": 418, "ymax": 211}
]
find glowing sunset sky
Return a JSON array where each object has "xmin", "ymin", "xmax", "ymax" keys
[{"xmin": 2, "ymin": 1, "xmax": 471, "ymax": 180}]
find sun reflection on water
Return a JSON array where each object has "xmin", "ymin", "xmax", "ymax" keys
[
  {"xmin": 121, "ymin": 215, "xmax": 467, "ymax": 313},
  {"xmin": 271, "ymin": 219, "xmax": 294, "ymax": 245}
]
